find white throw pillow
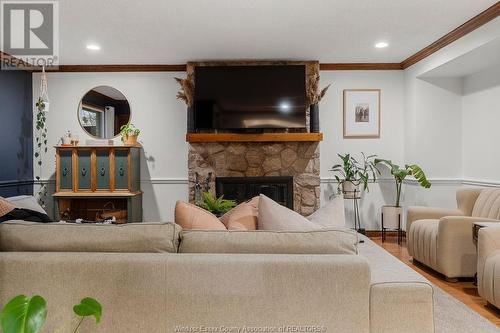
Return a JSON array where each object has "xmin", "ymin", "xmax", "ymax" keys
[
  {"xmin": 6, "ymin": 195, "xmax": 47, "ymax": 214},
  {"xmin": 308, "ymin": 195, "xmax": 346, "ymax": 229},
  {"xmin": 258, "ymin": 194, "xmax": 320, "ymax": 231}
]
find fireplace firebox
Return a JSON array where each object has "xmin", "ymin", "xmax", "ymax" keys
[{"xmin": 216, "ymin": 176, "xmax": 293, "ymax": 209}]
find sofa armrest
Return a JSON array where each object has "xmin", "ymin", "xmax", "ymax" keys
[
  {"xmin": 406, "ymin": 206, "xmax": 463, "ymax": 233},
  {"xmin": 370, "ymin": 282, "xmax": 434, "ymax": 333},
  {"xmin": 437, "ymin": 217, "xmax": 500, "ymax": 278},
  {"xmin": 477, "ymin": 227, "xmax": 500, "ymax": 297}
]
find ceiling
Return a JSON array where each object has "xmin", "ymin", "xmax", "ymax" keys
[
  {"xmin": 57, "ymin": 0, "xmax": 497, "ymax": 65},
  {"xmin": 419, "ymin": 37, "xmax": 500, "ymax": 78}
]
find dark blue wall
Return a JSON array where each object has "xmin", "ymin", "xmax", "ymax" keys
[{"xmin": 0, "ymin": 70, "xmax": 33, "ymax": 197}]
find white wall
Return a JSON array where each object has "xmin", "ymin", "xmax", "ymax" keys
[
  {"xmin": 32, "ymin": 72, "xmax": 189, "ymax": 221},
  {"xmin": 462, "ymin": 65, "xmax": 500, "ymax": 184},
  {"xmin": 318, "ymin": 70, "xmax": 405, "ymax": 229}
]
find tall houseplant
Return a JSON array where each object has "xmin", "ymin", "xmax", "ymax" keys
[
  {"xmin": 375, "ymin": 159, "xmax": 431, "ymax": 231},
  {"xmin": 331, "ymin": 153, "xmax": 379, "ymax": 198}
]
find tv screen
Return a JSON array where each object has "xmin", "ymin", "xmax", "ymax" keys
[{"xmin": 194, "ymin": 65, "xmax": 307, "ymax": 130}]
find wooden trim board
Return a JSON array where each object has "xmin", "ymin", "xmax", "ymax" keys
[{"xmin": 186, "ymin": 133, "xmax": 323, "ymax": 142}]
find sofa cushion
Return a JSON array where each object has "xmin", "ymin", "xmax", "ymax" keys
[
  {"xmin": 0, "ymin": 221, "xmax": 181, "ymax": 253},
  {"xmin": 175, "ymin": 200, "xmax": 226, "ymax": 230},
  {"xmin": 179, "ymin": 229, "xmax": 358, "ymax": 254},
  {"xmin": 220, "ymin": 196, "xmax": 259, "ymax": 230},
  {"xmin": 6, "ymin": 195, "xmax": 46, "ymax": 214},
  {"xmin": 308, "ymin": 195, "xmax": 346, "ymax": 229},
  {"xmin": 471, "ymin": 189, "xmax": 500, "ymax": 219}
]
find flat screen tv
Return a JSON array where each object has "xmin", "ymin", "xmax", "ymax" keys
[{"xmin": 194, "ymin": 65, "xmax": 307, "ymax": 130}]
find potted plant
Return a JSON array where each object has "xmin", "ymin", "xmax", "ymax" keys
[
  {"xmin": 120, "ymin": 123, "xmax": 141, "ymax": 146},
  {"xmin": 374, "ymin": 159, "xmax": 431, "ymax": 232},
  {"xmin": 199, "ymin": 192, "xmax": 237, "ymax": 217},
  {"xmin": 331, "ymin": 153, "xmax": 379, "ymax": 199}
]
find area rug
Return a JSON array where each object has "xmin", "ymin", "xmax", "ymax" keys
[{"xmin": 358, "ymin": 234, "xmax": 500, "ymax": 333}]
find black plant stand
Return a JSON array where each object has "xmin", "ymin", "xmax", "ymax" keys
[
  {"xmin": 381, "ymin": 206, "xmax": 403, "ymax": 244},
  {"xmin": 344, "ymin": 189, "xmax": 364, "ymax": 235}
]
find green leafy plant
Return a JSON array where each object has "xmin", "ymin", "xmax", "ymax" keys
[
  {"xmin": 35, "ymin": 97, "xmax": 48, "ymax": 208},
  {"xmin": 120, "ymin": 123, "xmax": 140, "ymax": 137},
  {"xmin": 330, "ymin": 153, "xmax": 379, "ymax": 191},
  {"xmin": 0, "ymin": 295, "xmax": 102, "ymax": 333},
  {"xmin": 199, "ymin": 192, "xmax": 236, "ymax": 215},
  {"xmin": 375, "ymin": 159, "xmax": 431, "ymax": 207}
]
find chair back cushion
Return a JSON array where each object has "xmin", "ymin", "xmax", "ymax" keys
[
  {"xmin": 0, "ymin": 221, "xmax": 181, "ymax": 253},
  {"xmin": 472, "ymin": 189, "xmax": 500, "ymax": 219},
  {"xmin": 179, "ymin": 229, "xmax": 358, "ymax": 254}
]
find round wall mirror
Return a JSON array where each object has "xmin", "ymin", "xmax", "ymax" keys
[{"xmin": 78, "ymin": 86, "xmax": 131, "ymax": 139}]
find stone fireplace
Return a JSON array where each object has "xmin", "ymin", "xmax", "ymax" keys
[{"xmin": 188, "ymin": 142, "xmax": 320, "ymax": 215}]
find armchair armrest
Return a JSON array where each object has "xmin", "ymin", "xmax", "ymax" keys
[
  {"xmin": 477, "ymin": 226, "xmax": 500, "ymax": 297},
  {"xmin": 406, "ymin": 206, "xmax": 463, "ymax": 233},
  {"xmin": 437, "ymin": 217, "xmax": 500, "ymax": 278}
]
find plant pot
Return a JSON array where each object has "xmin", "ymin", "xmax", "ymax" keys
[
  {"xmin": 187, "ymin": 106, "xmax": 195, "ymax": 133},
  {"xmin": 342, "ymin": 181, "xmax": 359, "ymax": 199},
  {"xmin": 123, "ymin": 134, "xmax": 138, "ymax": 146},
  {"xmin": 381, "ymin": 205, "xmax": 403, "ymax": 230},
  {"xmin": 309, "ymin": 104, "xmax": 320, "ymax": 133}
]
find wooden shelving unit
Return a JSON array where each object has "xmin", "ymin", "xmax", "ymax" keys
[{"xmin": 186, "ymin": 133, "xmax": 323, "ymax": 143}]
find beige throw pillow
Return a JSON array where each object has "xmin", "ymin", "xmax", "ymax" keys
[
  {"xmin": 258, "ymin": 194, "xmax": 320, "ymax": 231},
  {"xmin": 175, "ymin": 201, "xmax": 226, "ymax": 230},
  {"xmin": 308, "ymin": 195, "xmax": 346, "ymax": 229},
  {"xmin": 220, "ymin": 196, "xmax": 259, "ymax": 230}
]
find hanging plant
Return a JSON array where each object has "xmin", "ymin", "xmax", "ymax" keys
[
  {"xmin": 174, "ymin": 74, "xmax": 194, "ymax": 107},
  {"xmin": 35, "ymin": 67, "xmax": 50, "ymax": 208}
]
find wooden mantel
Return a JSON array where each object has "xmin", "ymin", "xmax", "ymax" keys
[{"xmin": 186, "ymin": 133, "xmax": 323, "ymax": 143}]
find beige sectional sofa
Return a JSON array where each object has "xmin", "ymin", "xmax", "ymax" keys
[
  {"xmin": 0, "ymin": 221, "xmax": 434, "ymax": 333},
  {"xmin": 407, "ymin": 188, "xmax": 500, "ymax": 279}
]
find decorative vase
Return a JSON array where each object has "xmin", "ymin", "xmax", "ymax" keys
[
  {"xmin": 381, "ymin": 206, "xmax": 403, "ymax": 230},
  {"xmin": 309, "ymin": 104, "xmax": 320, "ymax": 133},
  {"xmin": 123, "ymin": 134, "xmax": 138, "ymax": 146},
  {"xmin": 342, "ymin": 181, "xmax": 359, "ymax": 199},
  {"xmin": 187, "ymin": 106, "xmax": 195, "ymax": 133}
]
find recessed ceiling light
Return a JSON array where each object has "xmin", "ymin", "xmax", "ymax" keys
[
  {"xmin": 86, "ymin": 44, "xmax": 101, "ymax": 51},
  {"xmin": 375, "ymin": 42, "xmax": 389, "ymax": 49}
]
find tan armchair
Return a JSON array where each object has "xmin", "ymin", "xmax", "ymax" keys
[
  {"xmin": 477, "ymin": 227, "xmax": 500, "ymax": 308},
  {"xmin": 407, "ymin": 188, "xmax": 500, "ymax": 279}
]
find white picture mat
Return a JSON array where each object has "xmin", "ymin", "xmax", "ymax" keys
[{"xmin": 344, "ymin": 90, "xmax": 380, "ymax": 137}]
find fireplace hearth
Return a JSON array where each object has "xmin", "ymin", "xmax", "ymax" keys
[{"xmin": 216, "ymin": 176, "xmax": 293, "ymax": 209}]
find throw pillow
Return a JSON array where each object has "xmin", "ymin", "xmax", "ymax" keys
[
  {"xmin": 6, "ymin": 195, "xmax": 47, "ymax": 214},
  {"xmin": 0, "ymin": 197, "xmax": 15, "ymax": 218},
  {"xmin": 308, "ymin": 195, "xmax": 346, "ymax": 229},
  {"xmin": 220, "ymin": 196, "xmax": 259, "ymax": 230},
  {"xmin": 175, "ymin": 201, "xmax": 227, "ymax": 230},
  {"xmin": 258, "ymin": 194, "xmax": 320, "ymax": 231}
]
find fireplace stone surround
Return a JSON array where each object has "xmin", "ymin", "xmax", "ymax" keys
[{"xmin": 188, "ymin": 142, "xmax": 320, "ymax": 215}]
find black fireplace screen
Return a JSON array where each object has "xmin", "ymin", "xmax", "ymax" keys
[{"xmin": 216, "ymin": 176, "xmax": 293, "ymax": 209}]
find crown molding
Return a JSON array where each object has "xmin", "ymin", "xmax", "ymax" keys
[
  {"xmin": 4, "ymin": 3, "xmax": 499, "ymax": 73},
  {"xmin": 401, "ymin": 2, "xmax": 500, "ymax": 69}
]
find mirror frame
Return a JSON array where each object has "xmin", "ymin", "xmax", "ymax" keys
[{"xmin": 77, "ymin": 86, "xmax": 131, "ymax": 139}]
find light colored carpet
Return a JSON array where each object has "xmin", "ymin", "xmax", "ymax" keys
[{"xmin": 358, "ymin": 234, "xmax": 500, "ymax": 333}]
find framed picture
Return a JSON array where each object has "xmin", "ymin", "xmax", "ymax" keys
[{"xmin": 343, "ymin": 89, "xmax": 381, "ymax": 138}]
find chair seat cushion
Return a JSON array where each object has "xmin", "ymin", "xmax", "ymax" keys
[{"xmin": 408, "ymin": 219, "xmax": 439, "ymax": 271}]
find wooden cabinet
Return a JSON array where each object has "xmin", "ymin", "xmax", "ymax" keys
[{"xmin": 53, "ymin": 146, "xmax": 142, "ymax": 223}]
